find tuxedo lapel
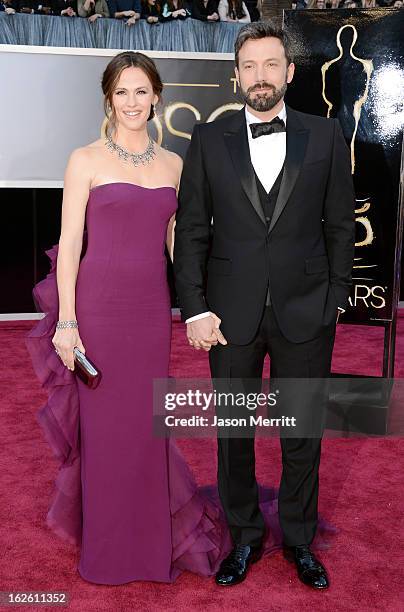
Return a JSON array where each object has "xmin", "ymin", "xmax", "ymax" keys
[
  {"xmin": 268, "ymin": 106, "xmax": 309, "ymax": 234},
  {"xmin": 223, "ymin": 110, "xmax": 267, "ymax": 227}
]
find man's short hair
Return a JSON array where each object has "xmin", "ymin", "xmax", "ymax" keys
[{"xmin": 235, "ymin": 21, "xmax": 294, "ymax": 67}]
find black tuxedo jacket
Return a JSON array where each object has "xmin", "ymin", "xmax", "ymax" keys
[{"xmin": 173, "ymin": 105, "xmax": 356, "ymax": 345}]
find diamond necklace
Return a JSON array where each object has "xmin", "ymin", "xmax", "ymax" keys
[{"xmin": 105, "ymin": 135, "xmax": 156, "ymax": 167}]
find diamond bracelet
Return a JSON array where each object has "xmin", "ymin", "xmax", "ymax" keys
[{"xmin": 56, "ymin": 320, "xmax": 78, "ymax": 330}]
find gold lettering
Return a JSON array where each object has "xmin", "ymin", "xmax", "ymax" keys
[
  {"xmin": 370, "ymin": 286, "xmax": 386, "ymax": 309},
  {"xmin": 207, "ymin": 103, "xmax": 243, "ymax": 123},
  {"xmin": 352, "ymin": 284, "xmax": 371, "ymax": 307},
  {"xmin": 355, "ymin": 201, "xmax": 371, "ymax": 214},
  {"xmin": 164, "ymin": 103, "xmax": 201, "ymax": 141},
  {"xmin": 355, "ymin": 216, "xmax": 374, "ymax": 247}
]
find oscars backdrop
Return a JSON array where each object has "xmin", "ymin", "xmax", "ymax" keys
[{"xmin": 1, "ymin": 16, "xmax": 403, "ymax": 323}]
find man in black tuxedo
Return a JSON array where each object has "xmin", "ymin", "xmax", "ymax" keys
[{"xmin": 174, "ymin": 21, "xmax": 355, "ymax": 589}]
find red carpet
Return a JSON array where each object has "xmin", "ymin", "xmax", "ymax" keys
[{"xmin": 1, "ymin": 318, "xmax": 403, "ymax": 611}]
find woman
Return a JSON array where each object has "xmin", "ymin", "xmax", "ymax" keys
[
  {"xmin": 218, "ymin": 0, "xmax": 250, "ymax": 22},
  {"xmin": 0, "ymin": 0, "xmax": 18, "ymax": 12},
  {"xmin": 77, "ymin": 0, "xmax": 110, "ymax": 21},
  {"xmin": 26, "ymin": 51, "xmax": 333, "ymax": 585},
  {"xmin": 190, "ymin": 0, "xmax": 219, "ymax": 21},
  {"xmin": 26, "ymin": 51, "xmax": 228, "ymax": 585},
  {"xmin": 140, "ymin": 0, "xmax": 161, "ymax": 23},
  {"xmin": 161, "ymin": 0, "xmax": 191, "ymax": 20}
]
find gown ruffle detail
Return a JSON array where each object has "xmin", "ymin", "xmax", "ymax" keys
[
  {"xmin": 26, "ymin": 244, "xmax": 337, "ymax": 581},
  {"xmin": 26, "ymin": 244, "xmax": 82, "ymax": 547}
]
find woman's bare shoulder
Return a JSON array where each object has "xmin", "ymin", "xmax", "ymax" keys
[
  {"xmin": 67, "ymin": 139, "xmax": 105, "ymax": 167},
  {"xmin": 85, "ymin": 137, "xmax": 106, "ymax": 149},
  {"xmin": 81, "ymin": 138, "xmax": 107, "ymax": 154},
  {"xmin": 64, "ymin": 140, "xmax": 106, "ymax": 187}
]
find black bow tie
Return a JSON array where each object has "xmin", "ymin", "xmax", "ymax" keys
[{"xmin": 249, "ymin": 117, "xmax": 286, "ymax": 139}]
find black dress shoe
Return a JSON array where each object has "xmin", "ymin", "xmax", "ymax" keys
[
  {"xmin": 283, "ymin": 544, "xmax": 329, "ymax": 589},
  {"xmin": 215, "ymin": 544, "xmax": 262, "ymax": 586}
]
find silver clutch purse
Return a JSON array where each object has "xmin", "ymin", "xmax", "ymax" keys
[{"xmin": 73, "ymin": 347, "xmax": 102, "ymax": 389}]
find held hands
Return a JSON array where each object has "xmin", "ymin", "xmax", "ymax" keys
[
  {"xmin": 187, "ymin": 313, "xmax": 227, "ymax": 352},
  {"xmin": 52, "ymin": 327, "xmax": 85, "ymax": 371}
]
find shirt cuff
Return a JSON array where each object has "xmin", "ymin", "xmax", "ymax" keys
[{"xmin": 185, "ymin": 311, "xmax": 211, "ymax": 323}]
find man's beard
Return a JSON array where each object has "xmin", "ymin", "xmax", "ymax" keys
[{"xmin": 240, "ymin": 80, "xmax": 288, "ymax": 112}]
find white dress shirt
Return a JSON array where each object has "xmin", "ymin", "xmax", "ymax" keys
[
  {"xmin": 245, "ymin": 103, "xmax": 287, "ymax": 193},
  {"xmin": 185, "ymin": 104, "xmax": 287, "ymax": 324}
]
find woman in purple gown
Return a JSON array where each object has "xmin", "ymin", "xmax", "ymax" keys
[
  {"xmin": 26, "ymin": 51, "xmax": 333, "ymax": 585},
  {"xmin": 26, "ymin": 51, "xmax": 228, "ymax": 584}
]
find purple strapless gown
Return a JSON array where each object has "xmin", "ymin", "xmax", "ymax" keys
[{"xmin": 26, "ymin": 182, "xmax": 336, "ymax": 585}]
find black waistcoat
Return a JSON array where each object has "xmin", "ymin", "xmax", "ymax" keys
[
  {"xmin": 254, "ymin": 164, "xmax": 285, "ymax": 306},
  {"xmin": 254, "ymin": 164, "xmax": 284, "ymax": 227}
]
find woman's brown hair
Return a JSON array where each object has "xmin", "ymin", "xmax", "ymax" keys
[{"xmin": 102, "ymin": 51, "xmax": 163, "ymax": 137}]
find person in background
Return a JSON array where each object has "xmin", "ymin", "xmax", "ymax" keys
[
  {"xmin": 244, "ymin": 0, "xmax": 260, "ymax": 20},
  {"xmin": 18, "ymin": 0, "xmax": 35, "ymax": 12},
  {"xmin": 191, "ymin": 0, "xmax": 219, "ymax": 21},
  {"xmin": 307, "ymin": 0, "xmax": 325, "ymax": 7},
  {"xmin": 15, "ymin": 0, "xmax": 35, "ymax": 15},
  {"xmin": 161, "ymin": 0, "xmax": 191, "ymax": 20},
  {"xmin": 107, "ymin": 0, "xmax": 140, "ymax": 24},
  {"xmin": 291, "ymin": 0, "xmax": 307, "ymax": 8},
  {"xmin": 141, "ymin": 0, "xmax": 160, "ymax": 23},
  {"xmin": 0, "ymin": 0, "xmax": 19, "ymax": 12},
  {"xmin": 78, "ymin": 0, "xmax": 109, "ymax": 20},
  {"xmin": 52, "ymin": 0, "xmax": 77, "ymax": 15},
  {"xmin": 33, "ymin": 0, "xmax": 53, "ymax": 13},
  {"xmin": 392, "ymin": 1, "xmax": 402, "ymax": 7},
  {"xmin": 218, "ymin": 0, "xmax": 250, "ymax": 22}
]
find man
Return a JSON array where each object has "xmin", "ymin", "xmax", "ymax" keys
[
  {"xmin": 107, "ymin": 0, "xmax": 140, "ymax": 24},
  {"xmin": 173, "ymin": 21, "xmax": 355, "ymax": 589}
]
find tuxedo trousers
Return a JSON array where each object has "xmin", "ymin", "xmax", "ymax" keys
[{"xmin": 208, "ymin": 305, "xmax": 336, "ymax": 549}]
